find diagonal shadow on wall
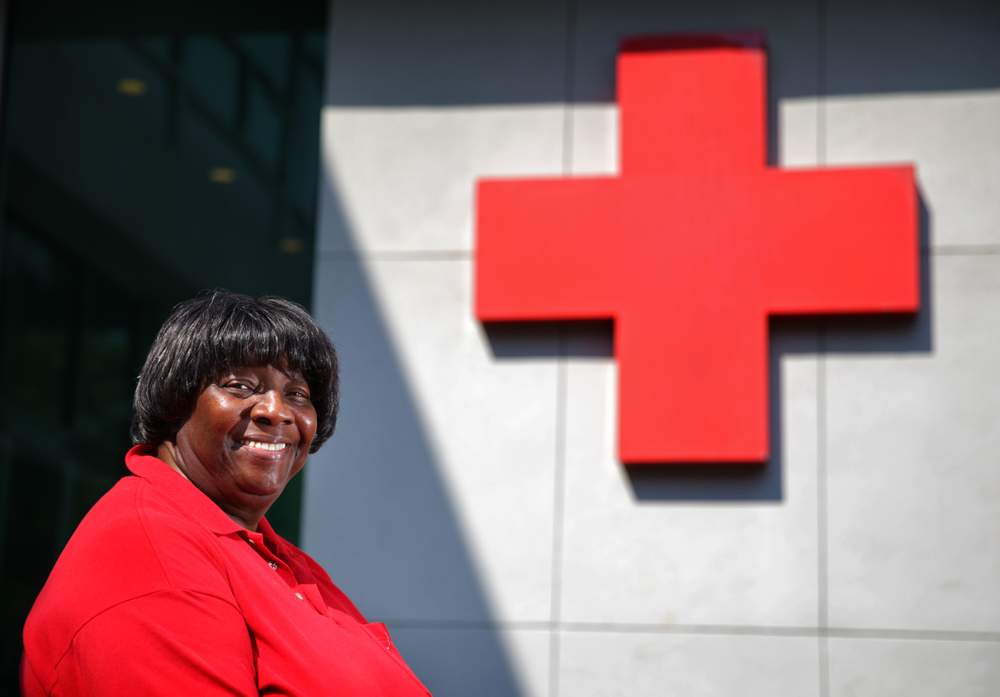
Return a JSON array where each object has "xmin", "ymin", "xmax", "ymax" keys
[
  {"xmin": 302, "ymin": 179, "xmax": 533, "ymax": 696},
  {"xmin": 322, "ymin": 0, "xmax": 1000, "ymax": 107}
]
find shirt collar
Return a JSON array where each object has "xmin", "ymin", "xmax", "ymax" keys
[{"xmin": 125, "ymin": 444, "xmax": 246, "ymax": 537}]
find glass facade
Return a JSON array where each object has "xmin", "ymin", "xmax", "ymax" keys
[{"xmin": 0, "ymin": 1, "xmax": 327, "ymax": 686}]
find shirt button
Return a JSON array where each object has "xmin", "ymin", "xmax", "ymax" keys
[
  {"xmin": 295, "ymin": 592, "xmax": 305, "ymax": 600},
  {"xmin": 268, "ymin": 561, "xmax": 279, "ymax": 571}
]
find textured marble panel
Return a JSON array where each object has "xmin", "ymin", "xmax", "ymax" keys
[
  {"xmin": 320, "ymin": 0, "xmax": 569, "ymax": 253},
  {"xmin": 567, "ymin": 105, "xmax": 617, "ymax": 175},
  {"xmin": 825, "ymin": 90, "xmax": 1000, "ymax": 248},
  {"xmin": 826, "ymin": 254, "xmax": 1000, "ymax": 631},
  {"xmin": 779, "ymin": 98, "xmax": 820, "ymax": 168},
  {"xmin": 559, "ymin": 630, "xmax": 821, "ymax": 697},
  {"xmin": 318, "ymin": 106, "xmax": 565, "ymax": 253},
  {"xmin": 391, "ymin": 625, "xmax": 550, "ymax": 697},
  {"xmin": 303, "ymin": 258, "xmax": 559, "ymax": 623},
  {"xmin": 559, "ymin": 325, "xmax": 821, "ymax": 627},
  {"xmin": 828, "ymin": 637, "xmax": 1000, "ymax": 697}
]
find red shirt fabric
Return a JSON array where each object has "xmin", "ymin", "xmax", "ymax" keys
[{"xmin": 22, "ymin": 446, "xmax": 430, "ymax": 696}]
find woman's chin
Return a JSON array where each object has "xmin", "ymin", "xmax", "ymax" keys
[
  {"xmin": 239, "ymin": 471, "xmax": 289, "ymax": 498},
  {"xmin": 226, "ymin": 446, "xmax": 304, "ymax": 501},
  {"xmin": 233, "ymin": 462, "xmax": 292, "ymax": 498}
]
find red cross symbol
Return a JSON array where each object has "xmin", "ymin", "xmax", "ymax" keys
[{"xmin": 475, "ymin": 35, "xmax": 919, "ymax": 465}]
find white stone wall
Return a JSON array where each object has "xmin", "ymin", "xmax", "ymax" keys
[{"xmin": 303, "ymin": 1, "xmax": 1000, "ymax": 695}]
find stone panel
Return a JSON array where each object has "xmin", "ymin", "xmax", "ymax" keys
[
  {"xmin": 559, "ymin": 325, "xmax": 821, "ymax": 627},
  {"xmin": 392, "ymin": 625, "xmax": 550, "ymax": 697},
  {"xmin": 828, "ymin": 637, "xmax": 1000, "ymax": 697},
  {"xmin": 826, "ymin": 254, "xmax": 1000, "ymax": 631},
  {"xmin": 318, "ymin": 106, "xmax": 565, "ymax": 253},
  {"xmin": 825, "ymin": 91, "xmax": 1000, "ymax": 248},
  {"xmin": 559, "ymin": 630, "xmax": 821, "ymax": 697},
  {"xmin": 303, "ymin": 258, "xmax": 559, "ymax": 623}
]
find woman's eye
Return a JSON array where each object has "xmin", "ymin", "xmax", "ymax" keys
[
  {"xmin": 224, "ymin": 381, "xmax": 255, "ymax": 395},
  {"xmin": 288, "ymin": 389, "xmax": 311, "ymax": 402}
]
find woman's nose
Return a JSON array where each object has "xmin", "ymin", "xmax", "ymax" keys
[{"xmin": 251, "ymin": 390, "xmax": 293, "ymax": 424}]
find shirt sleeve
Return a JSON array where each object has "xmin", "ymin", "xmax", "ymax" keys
[{"xmin": 51, "ymin": 590, "xmax": 258, "ymax": 696}]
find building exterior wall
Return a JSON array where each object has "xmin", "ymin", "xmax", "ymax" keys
[{"xmin": 303, "ymin": 1, "xmax": 1000, "ymax": 695}]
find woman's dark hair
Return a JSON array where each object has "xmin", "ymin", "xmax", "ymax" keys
[{"xmin": 131, "ymin": 290, "xmax": 339, "ymax": 453}]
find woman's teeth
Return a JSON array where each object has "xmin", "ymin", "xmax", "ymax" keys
[{"xmin": 242, "ymin": 440, "xmax": 287, "ymax": 452}]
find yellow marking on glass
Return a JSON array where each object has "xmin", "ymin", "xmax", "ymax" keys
[
  {"xmin": 208, "ymin": 167, "xmax": 236, "ymax": 184},
  {"xmin": 278, "ymin": 238, "xmax": 305, "ymax": 254},
  {"xmin": 117, "ymin": 78, "xmax": 147, "ymax": 96}
]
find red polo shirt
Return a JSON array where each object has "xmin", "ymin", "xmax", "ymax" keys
[{"xmin": 22, "ymin": 446, "xmax": 430, "ymax": 696}]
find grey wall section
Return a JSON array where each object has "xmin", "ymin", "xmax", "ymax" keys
[{"xmin": 304, "ymin": 1, "xmax": 1000, "ymax": 695}]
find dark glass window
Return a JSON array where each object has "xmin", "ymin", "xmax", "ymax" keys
[{"xmin": 0, "ymin": 2, "xmax": 328, "ymax": 686}]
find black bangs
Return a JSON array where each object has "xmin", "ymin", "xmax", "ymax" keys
[
  {"xmin": 206, "ymin": 297, "xmax": 330, "ymax": 383},
  {"xmin": 131, "ymin": 290, "xmax": 339, "ymax": 453}
]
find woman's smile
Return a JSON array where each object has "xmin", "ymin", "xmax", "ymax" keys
[{"xmin": 239, "ymin": 439, "xmax": 288, "ymax": 453}]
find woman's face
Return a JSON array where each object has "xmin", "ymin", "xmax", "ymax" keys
[{"xmin": 165, "ymin": 363, "xmax": 318, "ymax": 529}]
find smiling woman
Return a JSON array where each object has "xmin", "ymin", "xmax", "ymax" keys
[
  {"xmin": 130, "ymin": 292, "xmax": 337, "ymax": 532},
  {"xmin": 21, "ymin": 291, "xmax": 430, "ymax": 696},
  {"xmin": 161, "ymin": 364, "xmax": 319, "ymax": 529}
]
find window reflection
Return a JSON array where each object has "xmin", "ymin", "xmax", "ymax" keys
[{"xmin": 0, "ymin": 3, "xmax": 327, "ymax": 687}]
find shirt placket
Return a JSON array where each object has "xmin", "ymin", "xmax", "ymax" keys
[
  {"xmin": 242, "ymin": 532, "xmax": 325, "ymax": 612},
  {"xmin": 241, "ymin": 533, "xmax": 428, "ymax": 695}
]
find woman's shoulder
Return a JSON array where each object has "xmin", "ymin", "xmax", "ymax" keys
[
  {"xmin": 24, "ymin": 473, "xmax": 237, "ymax": 656},
  {"xmin": 61, "ymin": 472, "xmax": 231, "ymax": 586},
  {"xmin": 22, "ymin": 473, "xmax": 257, "ymax": 696}
]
